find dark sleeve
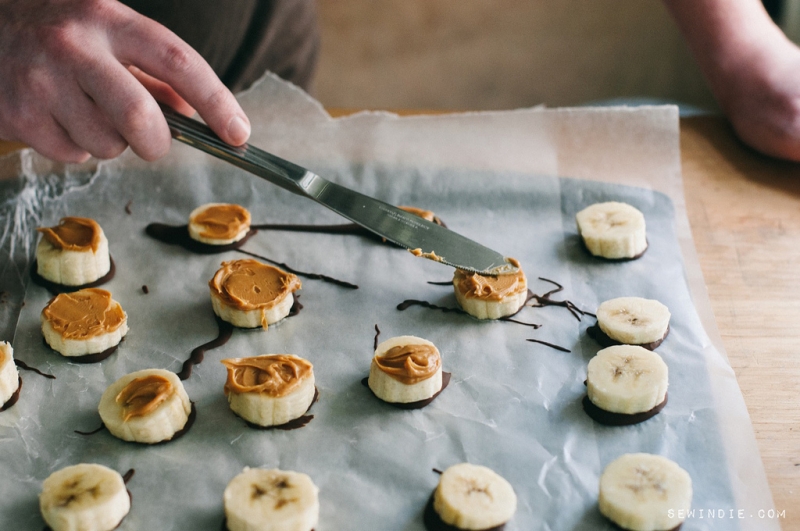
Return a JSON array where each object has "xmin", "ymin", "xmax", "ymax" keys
[{"xmin": 120, "ymin": 0, "xmax": 320, "ymax": 93}]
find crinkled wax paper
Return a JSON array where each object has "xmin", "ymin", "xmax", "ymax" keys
[{"xmin": 0, "ymin": 74, "xmax": 776, "ymax": 530}]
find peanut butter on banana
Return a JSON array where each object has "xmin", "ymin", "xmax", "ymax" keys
[
  {"xmin": 221, "ymin": 355, "xmax": 313, "ymax": 398},
  {"xmin": 37, "ymin": 217, "xmax": 102, "ymax": 252},
  {"xmin": 116, "ymin": 374, "xmax": 174, "ymax": 421},
  {"xmin": 453, "ymin": 258, "xmax": 526, "ymax": 301},
  {"xmin": 375, "ymin": 344, "xmax": 441, "ymax": 385},
  {"xmin": 190, "ymin": 204, "xmax": 251, "ymax": 240},
  {"xmin": 209, "ymin": 259, "xmax": 301, "ymax": 311},
  {"xmin": 41, "ymin": 288, "xmax": 125, "ymax": 340}
]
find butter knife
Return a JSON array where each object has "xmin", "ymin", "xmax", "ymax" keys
[{"xmin": 162, "ymin": 107, "xmax": 516, "ymax": 275}]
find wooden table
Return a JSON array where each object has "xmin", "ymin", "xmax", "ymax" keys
[{"xmin": 2, "ymin": 116, "xmax": 798, "ymax": 526}]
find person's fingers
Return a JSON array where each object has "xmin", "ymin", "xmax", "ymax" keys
[
  {"xmin": 51, "ymin": 86, "xmax": 128, "ymax": 160},
  {"xmin": 19, "ymin": 115, "xmax": 91, "ymax": 163},
  {"xmin": 78, "ymin": 57, "xmax": 172, "ymax": 161},
  {"xmin": 127, "ymin": 65, "xmax": 195, "ymax": 117},
  {"xmin": 113, "ymin": 17, "xmax": 250, "ymax": 145}
]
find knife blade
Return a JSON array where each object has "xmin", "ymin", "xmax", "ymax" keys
[{"xmin": 162, "ymin": 107, "xmax": 516, "ymax": 275}]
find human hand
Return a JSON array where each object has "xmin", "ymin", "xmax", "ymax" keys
[{"xmin": 0, "ymin": 0, "xmax": 250, "ymax": 163}]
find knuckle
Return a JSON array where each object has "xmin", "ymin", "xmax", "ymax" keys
[
  {"xmin": 90, "ymin": 138, "xmax": 128, "ymax": 160},
  {"xmin": 203, "ymin": 86, "xmax": 230, "ymax": 110},
  {"xmin": 119, "ymin": 97, "xmax": 157, "ymax": 137},
  {"xmin": 161, "ymin": 41, "xmax": 197, "ymax": 76}
]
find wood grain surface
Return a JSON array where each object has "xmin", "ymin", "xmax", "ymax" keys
[{"xmin": 1, "ymin": 116, "xmax": 797, "ymax": 527}]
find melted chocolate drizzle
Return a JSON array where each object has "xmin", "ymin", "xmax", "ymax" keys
[
  {"xmin": 14, "ymin": 360, "xmax": 55, "ymax": 379},
  {"xmin": 529, "ymin": 278, "xmax": 593, "ymax": 321},
  {"xmin": 0, "ymin": 377, "xmax": 22, "ymax": 412},
  {"xmin": 124, "ymin": 200, "xmax": 133, "ymax": 215},
  {"xmin": 432, "ymin": 468, "xmax": 443, "ymax": 475},
  {"xmin": 43, "ymin": 336, "xmax": 121, "ymax": 364},
  {"xmin": 526, "ymin": 338, "xmax": 571, "ymax": 353},
  {"xmin": 361, "ymin": 372, "xmax": 451, "ymax": 410},
  {"xmin": 582, "ymin": 394, "xmax": 668, "ymax": 426},
  {"xmin": 145, "ymin": 223, "xmax": 256, "ymax": 254},
  {"xmin": 141, "ymin": 285, "xmax": 149, "ymax": 294},
  {"xmin": 396, "ymin": 299, "xmax": 540, "ymax": 329},
  {"xmin": 177, "ymin": 317, "xmax": 234, "ymax": 381},
  {"xmin": 373, "ymin": 324, "xmax": 381, "ymax": 351},
  {"xmin": 234, "ymin": 249, "xmax": 358, "ymax": 290},
  {"xmin": 426, "ymin": 280, "xmax": 453, "ymax": 286},
  {"xmin": 239, "ymin": 387, "xmax": 320, "ymax": 431},
  {"xmin": 75, "ymin": 424, "xmax": 106, "ymax": 436},
  {"xmin": 423, "ymin": 493, "xmax": 507, "ymax": 531},
  {"xmin": 122, "ymin": 469, "xmax": 135, "ymax": 484},
  {"xmin": 75, "ymin": 403, "xmax": 198, "ymax": 443},
  {"xmin": 587, "ymin": 323, "xmax": 669, "ymax": 351},
  {"xmin": 30, "ymin": 257, "xmax": 116, "ymax": 294}
]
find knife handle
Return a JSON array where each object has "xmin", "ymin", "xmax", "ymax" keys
[{"xmin": 161, "ymin": 105, "xmax": 314, "ymax": 197}]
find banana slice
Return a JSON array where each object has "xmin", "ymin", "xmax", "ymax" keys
[
  {"xmin": 368, "ymin": 335, "xmax": 443, "ymax": 404},
  {"xmin": 595, "ymin": 297, "xmax": 671, "ymax": 348},
  {"xmin": 188, "ymin": 203, "xmax": 252, "ymax": 245},
  {"xmin": 0, "ymin": 341, "xmax": 20, "ymax": 408},
  {"xmin": 585, "ymin": 345, "xmax": 668, "ymax": 423},
  {"xmin": 599, "ymin": 453, "xmax": 692, "ymax": 531},
  {"xmin": 209, "ymin": 259, "xmax": 301, "ymax": 329},
  {"xmin": 99, "ymin": 369, "xmax": 192, "ymax": 444},
  {"xmin": 576, "ymin": 202, "xmax": 647, "ymax": 259},
  {"xmin": 224, "ymin": 468, "xmax": 319, "ymax": 531},
  {"xmin": 39, "ymin": 463, "xmax": 130, "ymax": 531},
  {"xmin": 221, "ymin": 354, "xmax": 316, "ymax": 427},
  {"xmin": 36, "ymin": 217, "xmax": 111, "ymax": 286},
  {"xmin": 428, "ymin": 463, "xmax": 517, "ymax": 530},
  {"xmin": 453, "ymin": 258, "xmax": 528, "ymax": 320},
  {"xmin": 41, "ymin": 288, "xmax": 128, "ymax": 358}
]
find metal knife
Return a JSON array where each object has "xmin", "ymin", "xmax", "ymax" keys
[{"xmin": 162, "ymin": 107, "xmax": 516, "ymax": 275}]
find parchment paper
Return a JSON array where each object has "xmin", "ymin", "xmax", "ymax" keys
[{"xmin": 0, "ymin": 74, "xmax": 777, "ymax": 530}]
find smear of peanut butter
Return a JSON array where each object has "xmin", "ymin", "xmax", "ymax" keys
[
  {"xmin": 453, "ymin": 258, "xmax": 526, "ymax": 301},
  {"xmin": 37, "ymin": 217, "xmax": 101, "ymax": 252},
  {"xmin": 209, "ymin": 259, "xmax": 301, "ymax": 312},
  {"xmin": 221, "ymin": 355, "xmax": 313, "ymax": 398},
  {"xmin": 41, "ymin": 288, "xmax": 126, "ymax": 340},
  {"xmin": 115, "ymin": 374, "xmax": 174, "ymax": 421},
  {"xmin": 375, "ymin": 343, "xmax": 441, "ymax": 385},
  {"xmin": 191, "ymin": 204, "xmax": 251, "ymax": 240},
  {"xmin": 399, "ymin": 206, "xmax": 435, "ymax": 222}
]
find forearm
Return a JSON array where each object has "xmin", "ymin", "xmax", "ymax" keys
[{"xmin": 664, "ymin": 0, "xmax": 786, "ymax": 109}]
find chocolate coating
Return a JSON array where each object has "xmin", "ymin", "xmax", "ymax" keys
[
  {"xmin": 74, "ymin": 403, "xmax": 197, "ymax": 443},
  {"xmin": 237, "ymin": 387, "xmax": 320, "ymax": 431},
  {"xmin": 145, "ymin": 223, "xmax": 256, "ymax": 254},
  {"xmin": 361, "ymin": 372, "xmax": 451, "ymax": 409},
  {"xmin": 30, "ymin": 257, "xmax": 116, "ymax": 294},
  {"xmin": 582, "ymin": 393, "xmax": 668, "ymax": 426},
  {"xmin": 587, "ymin": 323, "xmax": 669, "ymax": 351},
  {"xmin": 0, "ymin": 376, "xmax": 22, "ymax": 412},
  {"xmin": 423, "ymin": 493, "xmax": 506, "ymax": 531}
]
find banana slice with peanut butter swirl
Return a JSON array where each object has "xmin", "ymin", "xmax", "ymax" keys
[
  {"xmin": 188, "ymin": 203, "xmax": 252, "ymax": 245},
  {"xmin": 99, "ymin": 369, "xmax": 191, "ymax": 444},
  {"xmin": 368, "ymin": 336, "xmax": 443, "ymax": 404},
  {"xmin": 222, "ymin": 355, "xmax": 316, "ymax": 427},
  {"xmin": 210, "ymin": 259, "xmax": 301, "ymax": 329},
  {"xmin": 36, "ymin": 216, "xmax": 112, "ymax": 287},
  {"xmin": 41, "ymin": 288, "xmax": 128, "ymax": 359},
  {"xmin": 453, "ymin": 258, "xmax": 528, "ymax": 320}
]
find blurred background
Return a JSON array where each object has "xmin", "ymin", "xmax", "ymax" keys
[{"xmin": 313, "ymin": 0, "xmax": 795, "ymax": 112}]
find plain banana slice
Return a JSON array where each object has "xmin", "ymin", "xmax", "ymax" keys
[
  {"xmin": 222, "ymin": 354, "xmax": 316, "ymax": 427},
  {"xmin": 40, "ymin": 463, "xmax": 130, "ymax": 531},
  {"xmin": 188, "ymin": 203, "xmax": 251, "ymax": 245},
  {"xmin": 596, "ymin": 297, "xmax": 670, "ymax": 347},
  {"xmin": 36, "ymin": 217, "xmax": 111, "ymax": 286},
  {"xmin": 587, "ymin": 345, "xmax": 668, "ymax": 416},
  {"xmin": 431, "ymin": 463, "xmax": 517, "ymax": 530},
  {"xmin": 576, "ymin": 202, "xmax": 647, "ymax": 259},
  {"xmin": 599, "ymin": 453, "xmax": 692, "ymax": 531},
  {"xmin": 0, "ymin": 341, "xmax": 20, "ymax": 407},
  {"xmin": 453, "ymin": 258, "xmax": 528, "ymax": 320},
  {"xmin": 224, "ymin": 468, "xmax": 319, "ymax": 531},
  {"xmin": 41, "ymin": 289, "xmax": 128, "ymax": 358},
  {"xmin": 368, "ymin": 335, "xmax": 443, "ymax": 404},
  {"xmin": 99, "ymin": 369, "xmax": 191, "ymax": 444},
  {"xmin": 209, "ymin": 259, "xmax": 301, "ymax": 330}
]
